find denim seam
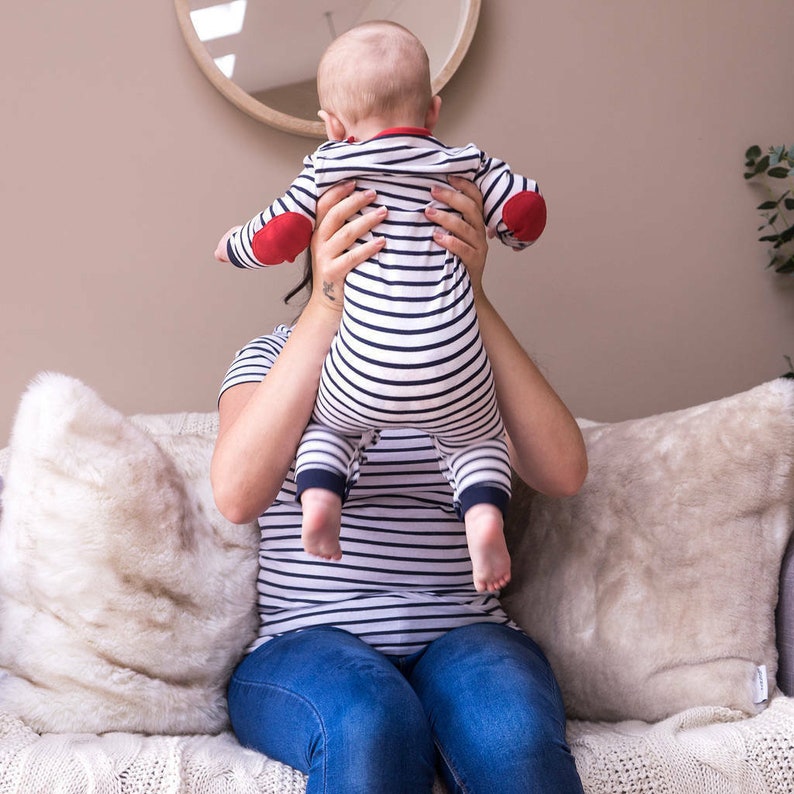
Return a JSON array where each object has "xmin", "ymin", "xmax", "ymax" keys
[{"xmin": 433, "ymin": 737, "xmax": 469, "ymax": 794}]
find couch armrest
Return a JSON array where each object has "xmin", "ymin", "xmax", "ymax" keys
[{"xmin": 777, "ymin": 535, "xmax": 794, "ymax": 696}]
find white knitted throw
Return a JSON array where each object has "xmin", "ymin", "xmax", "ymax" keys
[
  {"xmin": 568, "ymin": 694, "xmax": 794, "ymax": 793},
  {"xmin": 0, "ymin": 709, "xmax": 306, "ymax": 794},
  {"xmin": 0, "ymin": 708, "xmax": 449, "ymax": 794},
  {"xmin": 1, "ymin": 698, "xmax": 793, "ymax": 793}
]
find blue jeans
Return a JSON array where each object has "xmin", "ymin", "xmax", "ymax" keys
[{"xmin": 228, "ymin": 623, "xmax": 583, "ymax": 794}]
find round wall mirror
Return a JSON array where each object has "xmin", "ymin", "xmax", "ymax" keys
[{"xmin": 175, "ymin": 0, "xmax": 481, "ymax": 138}]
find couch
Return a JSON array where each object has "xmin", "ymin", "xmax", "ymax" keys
[{"xmin": 1, "ymin": 372, "xmax": 794, "ymax": 794}]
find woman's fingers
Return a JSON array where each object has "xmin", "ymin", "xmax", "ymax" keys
[
  {"xmin": 432, "ymin": 176, "xmax": 485, "ymax": 227},
  {"xmin": 315, "ymin": 181, "xmax": 357, "ymax": 231},
  {"xmin": 311, "ymin": 184, "xmax": 387, "ymax": 285},
  {"xmin": 329, "ymin": 204, "xmax": 386, "ymax": 255},
  {"xmin": 316, "ymin": 184, "xmax": 383, "ymax": 240},
  {"xmin": 427, "ymin": 178, "xmax": 487, "ymax": 277},
  {"xmin": 336, "ymin": 235, "xmax": 386, "ymax": 273}
]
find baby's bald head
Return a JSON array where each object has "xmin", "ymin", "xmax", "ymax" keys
[{"xmin": 317, "ymin": 21, "xmax": 433, "ymax": 129}]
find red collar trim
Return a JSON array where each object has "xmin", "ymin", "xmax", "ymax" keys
[{"xmin": 374, "ymin": 126, "xmax": 432, "ymax": 138}]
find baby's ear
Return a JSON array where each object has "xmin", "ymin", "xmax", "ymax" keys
[
  {"xmin": 318, "ymin": 110, "xmax": 346, "ymax": 141},
  {"xmin": 424, "ymin": 95, "xmax": 442, "ymax": 132}
]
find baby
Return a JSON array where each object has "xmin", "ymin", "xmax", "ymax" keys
[{"xmin": 215, "ymin": 21, "xmax": 547, "ymax": 593}]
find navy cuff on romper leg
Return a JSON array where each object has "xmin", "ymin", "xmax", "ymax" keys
[
  {"xmin": 295, "ymin": 469, "xmax": 349, "ymax": 504},
  {"xmin": 456, "ymin": 484, "xmax": 511, "ymax": 520}
]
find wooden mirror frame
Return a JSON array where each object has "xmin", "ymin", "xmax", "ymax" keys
[{"xmin": 175, "ymin": 0, "xmax": 481, "ymax": 138}]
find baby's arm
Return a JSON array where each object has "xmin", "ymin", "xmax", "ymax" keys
[
  {"xmin": 221, "ymin": 157, "xmax": 319, "ymax": 269},
  {"xmin": 214, "ymin": 226, "xmax": 241, "ymax": 263},
  {"xmin": 476, "ymin": 153, "xmax": 547, "ymax": 251}
]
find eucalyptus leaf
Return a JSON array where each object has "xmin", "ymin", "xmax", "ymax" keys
[
  {"xmin": 744, "ymin": 144, "xmax": 793, "ymax": 277},
  {"xmin": 776, "ymin": 256, "xmax": 794, "ymax": 274}
]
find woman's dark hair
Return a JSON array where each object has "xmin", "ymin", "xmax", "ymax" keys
[{"xmin": 283, "ymin": 253, "xmax": 313, "ymax": 309}]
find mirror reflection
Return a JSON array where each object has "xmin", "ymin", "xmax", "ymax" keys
[{"xmin": 179, "ymin": 0, "xmax": 479, "ymax": 137}]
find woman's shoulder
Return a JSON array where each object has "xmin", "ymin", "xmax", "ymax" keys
[
  {"xmin": 230, "ymin": 324, "xmax": 293, "ymax": 362},
  {"xmin": 219, "ymin": 325, "xmax": 293, "ymax": 398},
  {"xmin": 235, "ymin": 324, "xmax": 292, "ymax": 356}
]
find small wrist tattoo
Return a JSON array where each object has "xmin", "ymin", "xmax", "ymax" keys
[{"xmin": 322, "ymin": 280, "xmax": 337, "ymax": 301}]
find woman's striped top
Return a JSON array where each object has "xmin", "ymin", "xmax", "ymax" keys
[{"xmin": 220, "ymin": 326, "xmax": 517, "ymax": 656}]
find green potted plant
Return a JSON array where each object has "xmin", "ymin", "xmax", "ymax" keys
[
  {"xmin": 743, "ymin": 144, "xmax": 794, "ymax": 274},
  {"xmin": 743, "ymin": 144, "xmax": 794, "ymax": 377}
]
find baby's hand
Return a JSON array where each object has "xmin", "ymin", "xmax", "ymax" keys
[{"xmin": 214, "ymin": 226, "xmax": 242, "ymax": 262}]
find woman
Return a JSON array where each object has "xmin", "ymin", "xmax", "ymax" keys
[{"xmin": 212, "ymin": 177, "xmax": 587, "ymax": 794}]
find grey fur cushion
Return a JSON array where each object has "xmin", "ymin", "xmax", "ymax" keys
[{"xmin": 503, "ymin": 379, "xmax": 794, "ymax": 722}]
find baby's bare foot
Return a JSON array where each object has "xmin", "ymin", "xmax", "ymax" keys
[
  {"xmin": 301, "ymin": 488, "xmax": 343, "ymax": 560},
  {"xmin": 465, "ymin": 503, "xmax": 511, "ymax": 593}
]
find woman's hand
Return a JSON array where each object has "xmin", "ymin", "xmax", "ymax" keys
[
  {"xmin": 426, "ymin": 176, "xmax": 488, "ymax": 295},
  {"xmin": 309, "ymin": 181, "xmax": 387, "ymax": 313}
]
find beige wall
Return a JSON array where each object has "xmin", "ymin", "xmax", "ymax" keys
[{"xmin": 2, "ymin": 1, "xmax": 793, "ymax": 444}]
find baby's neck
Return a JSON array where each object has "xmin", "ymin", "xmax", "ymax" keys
[{"xmin": 344, "ymin": 117, "xmax": 429, "ymax": 142}]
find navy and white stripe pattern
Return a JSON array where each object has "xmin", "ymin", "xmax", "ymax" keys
[
  {"xmin": 227, "ymin": 131, "xmax": 540, "ymax": 268},
  {"xmin": 226, "ymin": 131, "xmax": 540, "ymax": 512},
  {"xmin": 220, "ymin": 327, "xmax": 517, "ymax": 656}
]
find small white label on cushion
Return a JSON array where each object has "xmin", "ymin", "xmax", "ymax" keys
[{"xmin": 753, "ymin": 665, "xmax": 769, "ymax": 704}]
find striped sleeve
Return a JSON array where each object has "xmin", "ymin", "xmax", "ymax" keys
[
  {"xmin": 218, "ymin": 325, "xmax": 291, "ymax": 402},
  {"xmin": 475, "ymin": 152, "xmax": 545, "ymax": 250},
  {"xmin": 225, "ymin": 156, "xmax": 320, "ymax": 269}
]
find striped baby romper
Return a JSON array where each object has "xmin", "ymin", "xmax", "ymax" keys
[{"xmin": 225, "ymin": 128, "xmax": 546, "ymax": 518}]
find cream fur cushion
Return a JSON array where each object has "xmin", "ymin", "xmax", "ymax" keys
[
  {"xmin": 502, "ymin": 378, "xmax": 794, "ymax": 723},
  {"xmin": 0, "ymin": 373, "xmax": 260, "ymax": 735}
]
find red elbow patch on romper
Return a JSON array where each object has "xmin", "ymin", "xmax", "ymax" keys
[
  {"xmin": 502, "ymin": 191, "xmax": 547, "ymax": 242},
  {"xmin": 251, "ymin": 212, "xmax": 314, "ymax": 265}
]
